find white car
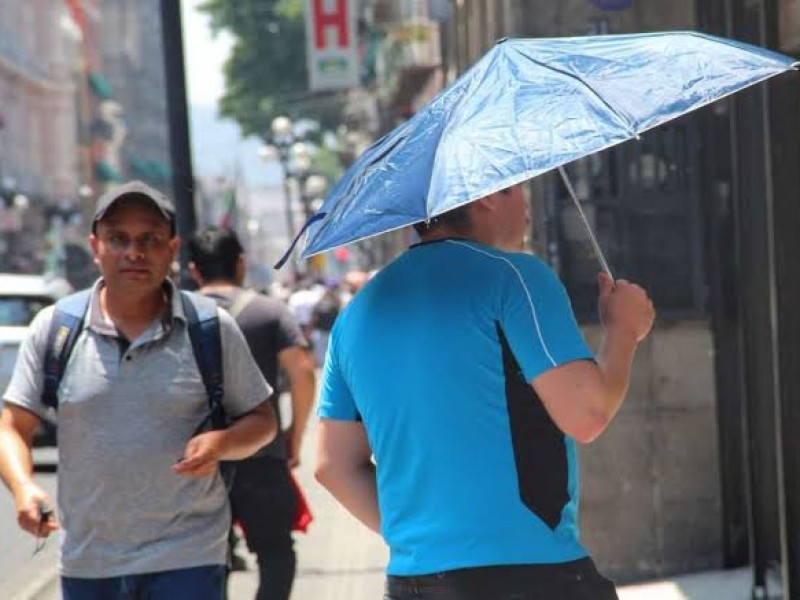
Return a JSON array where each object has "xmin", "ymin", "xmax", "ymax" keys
[{"xmin": 0, "ymin": 274, "xmax": 71, "ymax": 438}]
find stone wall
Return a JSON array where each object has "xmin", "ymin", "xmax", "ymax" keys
[{"xmin": 579, "ymin": 320, "xmax": 722, "ymax": 582}]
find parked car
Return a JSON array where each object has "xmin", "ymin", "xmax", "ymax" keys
[{"xmin": 0, "ymin": 274, "xmax": 71, "ymax": 446}]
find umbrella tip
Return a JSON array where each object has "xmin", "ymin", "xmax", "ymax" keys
[{"xmin": 496, "ymin": 37, "xmax": 509, "ymax": 45}]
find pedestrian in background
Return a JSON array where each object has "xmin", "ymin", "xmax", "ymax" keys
[
  {"xmin": 309, "ymin": 282, "xmax": 341, "ymax": 367},
  {"xmin": 287, "ymin": 276, "xmax": 323, "ymax": 345},
  {"xmin": 189, "ymin": 226, "xmax": 316, "ymax": 600},
  {"xmin": 314, "ymin": 183, "xmax": 655, "ymax": 600},
  {"xmin": 0, "ymin": 181, "xmax": 276, "ymax": 600}
]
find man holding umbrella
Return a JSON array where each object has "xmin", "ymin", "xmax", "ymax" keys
[
  {"xmin": 314, "ymin": 183, "xmax": 655, "ymax": 599},
  {"xmin": 298, "ymin": 30, "xmax": 795, "ymax": 600}
]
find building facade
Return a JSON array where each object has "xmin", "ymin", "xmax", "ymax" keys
[
  {"xmin": 0, "ymin": 0, "xmax": 80, "ymax": 199},
  {"xmin": 96, "ymin": 0, "xmax": 172, "ymax": 192},
  {"xmin": 0, "ymin": 0, "xmax": 83, "ymax": 273}
]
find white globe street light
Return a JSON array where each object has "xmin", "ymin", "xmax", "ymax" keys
[
  {"xmin": 293, "ymin": 153, "xmax": 312, "ymax": 176},
  {"xmin": 257, "ymin": 144, "xmax": 279, "ymax": 162},
  {"xmin": 271, "ymin": 115, "xmax": 293, "ymax": 139},
  {"xmin": 291, "ymin": 141, "xmax": 310, "ymax": 159},
  {"xmin": 12, "ymin": 194, "xmax": 29, "ymax": 211},
  {"xmin": 304, "ymin": 174, "xmax": 327, "ymax": 199}
]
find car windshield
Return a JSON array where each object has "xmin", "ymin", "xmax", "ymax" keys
[{"xmin": 0, "ymin": 296, "xmax": 53, "ymax": 326}]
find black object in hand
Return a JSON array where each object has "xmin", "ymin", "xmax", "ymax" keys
[
  {"xmin": 33, "ymin": 500, "xmax": 54, "ymax": 555},
  {"xmin": 38, "ymin": 501, "xmax": 53, "ymax": 521}
]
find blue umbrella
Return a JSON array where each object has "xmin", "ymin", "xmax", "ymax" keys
[{"xmin": 276, "ymin": 31, "xmax": 797, "ymax": 273}]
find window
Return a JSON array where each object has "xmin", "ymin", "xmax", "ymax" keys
[{"xmin": 545, "ymin": 120, "xmax": 706, "ymax": 320}]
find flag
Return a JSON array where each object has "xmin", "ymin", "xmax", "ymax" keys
[{"xmin": 63, "ymin": 0, "xmax": 86, "ymax": 35}]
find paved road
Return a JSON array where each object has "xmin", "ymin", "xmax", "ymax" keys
[{"xmin": 0, "ymin": 451, "xmax": 59, "ymax": 600}]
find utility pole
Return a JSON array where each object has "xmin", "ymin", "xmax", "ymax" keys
[{"xmin": 159, "ymin": 0, "xmax": 196, "ymax": 286}]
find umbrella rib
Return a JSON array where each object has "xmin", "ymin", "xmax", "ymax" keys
[{"xmin": 523, "ymin": 54, "xmax": 638, "ymax": 138}]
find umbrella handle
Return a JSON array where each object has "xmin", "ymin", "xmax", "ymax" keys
[{"xmin": 557, "ymin": 166, "xmax": 614, "ymax": 280}]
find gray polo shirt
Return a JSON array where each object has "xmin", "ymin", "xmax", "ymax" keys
[{"xmin": 3, "ymin": 279, "xmax": 272, "ymax": 578}]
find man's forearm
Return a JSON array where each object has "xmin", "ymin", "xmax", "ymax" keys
[
  {"xmin": 594, "ymin": 326, "xmax": 639, "ymax": 421},
  {"xmin": 0, "ymin": 425, "xmax": 35, "ymax": 497},
  {"xmin": 219, "ymin": 403, "xmax": 278, "ymax": 460},
  {"xmin": 316, "ymin": 461, "xmax": 381, "ymax": 533},
  {"xmin": 289, "ymin": 368, "xmax": 315, "ymax": 439}
]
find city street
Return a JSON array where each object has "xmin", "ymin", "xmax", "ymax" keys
[{"xmin": 1, "ymin": 0, "xmax": 799, "ymax": 597}]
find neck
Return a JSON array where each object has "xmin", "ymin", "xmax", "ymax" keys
[
  {"xmin": 199, "ymin": 278, "xmax": 240, "ymax": 292},
  {"xmin": 419, "ymin": 228, "xmax": 470, "ymax": 243},
  {"xmin": 101, "ymin": 284, "xmax": 166, "ymax": 323},
  {"xmin": 420, "ymin": 226, "xmax": 497, "ymax": 247}
]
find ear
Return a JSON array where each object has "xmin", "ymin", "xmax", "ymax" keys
[
  {"xmin": 169, "ymin": 235, "xmax": 181, "ymax": 258},
  {"xmin": 88, "ymin": 234, "xmax": 100, "ymax": 261},
  {"xmin": 474, "ymin": 193, "xmax": 500, "ymax": 212}
]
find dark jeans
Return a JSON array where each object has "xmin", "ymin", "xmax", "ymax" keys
[
  {"xmin": 384, "ymin": 558, "xmax": 619, "ymax": 600},
  {"xmin": 229, "ymin": 455, "xmax": 298, "ymax": 600},
  {"xmin": 62, "ymin": 565, "xmax": 225, "ymax": 600}
]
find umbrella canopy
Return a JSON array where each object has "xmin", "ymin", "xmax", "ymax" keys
[{"xmin": 280, "ymin": 31, "xmax": 797, "ymax": 266}]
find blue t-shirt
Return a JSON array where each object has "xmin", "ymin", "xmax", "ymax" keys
[{"xmin": 319, "ymin": 239, "xmax": 595, "ymax": 575}]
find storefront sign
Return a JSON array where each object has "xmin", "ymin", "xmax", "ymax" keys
[{"xmin": 305, "ymin": 0, "xmax": 359, "ymax": 91}]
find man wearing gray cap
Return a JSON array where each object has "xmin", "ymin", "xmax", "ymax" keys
[{"xmin": 0, "ymin": 181, "xmax": 277, "ymax": 599}]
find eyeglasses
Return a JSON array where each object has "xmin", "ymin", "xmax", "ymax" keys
[{"xmin": 101, "ymin": 231, "xmax": 171, "ymax": 253}]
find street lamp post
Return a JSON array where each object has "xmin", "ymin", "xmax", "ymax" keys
[
  {"xmin": 259, "ymin": 116, "xmax": 300, "ymax": 275},
  {"xmin": 260, "ymin": 116, "xmax": 328, "ymax": 277},
  {"xmin": 302, "ymin": 174, "xmax": 328, "ymax": 220},
  {"xmin": 270, "ymin": 116, "xmax": 298, "ymax": 245}
]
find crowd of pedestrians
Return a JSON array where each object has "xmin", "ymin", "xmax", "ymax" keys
[{"xmin": 0, "ymin": 179, "xmax": 653, "ymax": 600}]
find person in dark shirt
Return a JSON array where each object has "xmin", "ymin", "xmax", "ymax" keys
[
  {"xmin": 310, "ymin": 284, "xmax": 342, "ymax": 367},
  {"xmin": 188, "ymin": 227, "xmax": 316, "ymax": 600}
]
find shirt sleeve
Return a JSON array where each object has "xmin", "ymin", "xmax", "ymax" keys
[
  {"xmin": 317, "ymin": 320, "xmax": 359, "ymax": 421},
  {"xmin": 272, "ymin": 301, "xmax": 307, "ymax": 352},
  {"xmin": 2, "ymin": 306, "xmax": 56, "ymax": 420},
  {"xmin": 499, "ymin": 255, "xmax": 594, "ymax": 383},
  {"xmin": 218, "ymin": 308, "xmax": 274, "ymax": 418}
]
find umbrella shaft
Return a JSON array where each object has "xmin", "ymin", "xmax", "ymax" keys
[{"xmin": 557, "ymin": 166, "xmax": 613, "ymax": 279}]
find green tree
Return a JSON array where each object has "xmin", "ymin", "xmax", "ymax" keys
[{"xmin": 198, "ymin": 0, "xmax": 347, "ymax": 138}]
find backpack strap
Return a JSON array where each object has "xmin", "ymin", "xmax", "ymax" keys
[
  {"xmin": 42, "ymin": 289, "xmax": 93, "ymax": 411},
  {"xmin": 180, "ymin": 291, "xmax": 226, "ymax": 431}
]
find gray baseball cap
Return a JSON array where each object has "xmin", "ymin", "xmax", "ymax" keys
[{"xmin": 92, "ymin": 180, "xmax": 176, "ymax": 233}]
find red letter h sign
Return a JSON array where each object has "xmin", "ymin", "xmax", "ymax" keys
[{"xmin": 313, "ymin": 0, "xmax": 349, "ymax": 49}]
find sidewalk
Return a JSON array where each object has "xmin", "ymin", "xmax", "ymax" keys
[{"xmin": 228, "ymin": 413, "xmax": 387, "ymax": 600}]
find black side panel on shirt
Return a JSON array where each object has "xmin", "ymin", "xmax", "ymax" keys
[{"xmin": 496, "ymin": 322, "xmax": 569, "ymax": 530}]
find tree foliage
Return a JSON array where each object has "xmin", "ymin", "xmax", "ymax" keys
[{"xmin": 197, "ymin": 0, "xmax": 347, "ymax": 138}]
